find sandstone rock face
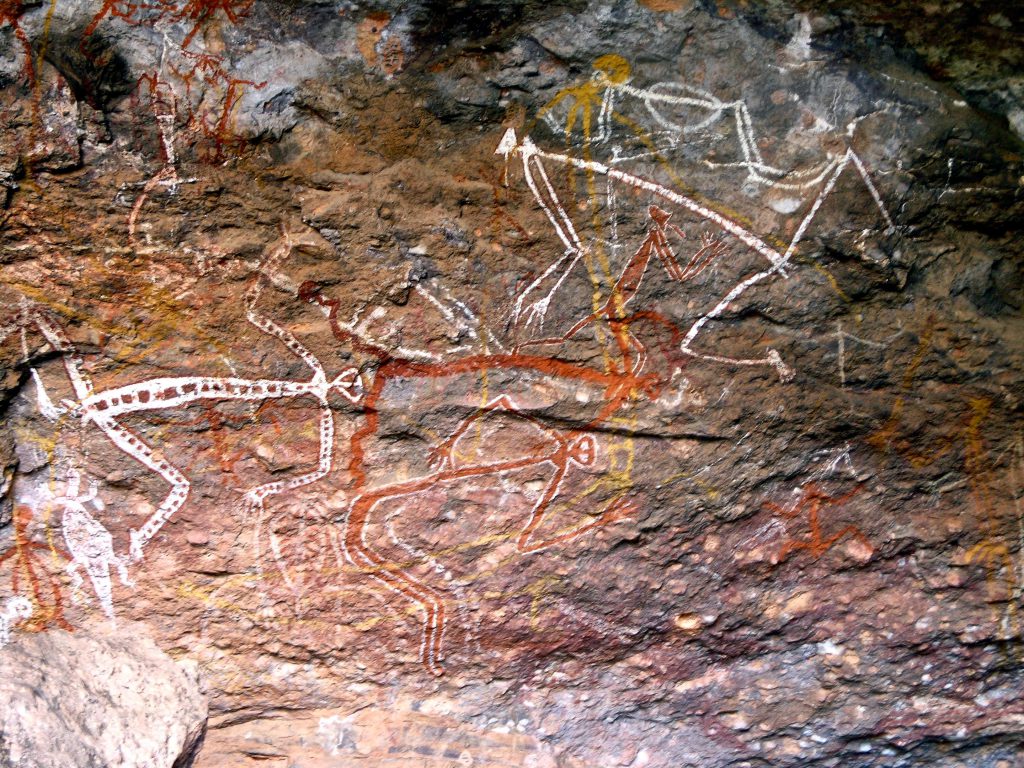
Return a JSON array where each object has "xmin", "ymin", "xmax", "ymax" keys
[
  {"xmin": 0, "ymin": 1, "xmax": 1022, "ymax": 767},
  {"xmin": 0, "ymin": 622, "xmax": 207, "ymax": 768}
]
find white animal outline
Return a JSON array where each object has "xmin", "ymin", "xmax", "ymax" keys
[
  {"xmin": 2, "ymin": 235, "xmax": 363, "ymax": 617},
  {"xmin": 542, "ymin": 58, "xmax": 871, "ymax": 196}
]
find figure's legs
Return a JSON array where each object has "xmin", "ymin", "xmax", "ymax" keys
[
  {"xmin": 92, "ymin": 415, "xmax": 190, "ymax": 561},
  {"xmin": 820, "ymin": 525, "xmax": 871, "ymax": 558},
  {"xmin": 345, "ymin": 494, "xmax": 448, "ymax": 676},
  {"xmin": 776, "ymin": 538, "xmax": 809, "ymax": 563},
  {"xmin": 114, "ymin": 554, "xmax": 134, "ymax": 587},
  {"xmin": 246, "ymin": 401, "xmax": 335, "ymax": 558},
  {"xmin": 66, "ymin": 561, "xmax": 84, "ymax": 596},
  {"xmin": 86, "ymin": 562, "xmax": 116, "ymax": 621}
]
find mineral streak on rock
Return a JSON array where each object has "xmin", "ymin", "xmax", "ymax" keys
[{"xmin": 0, "ymin": 1, "xmax": 1022, "ymax": 767}]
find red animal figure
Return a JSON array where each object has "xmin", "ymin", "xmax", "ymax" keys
[{"xmin": 302, "ymin": 281, "xmax": 660, "ymax": 675}]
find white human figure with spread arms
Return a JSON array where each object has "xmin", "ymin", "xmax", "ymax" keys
[
  {"xmin": 498, "ymin": 113, "xmax": 894, "ymax": 382},
  {"xmin": 1, "ymin": 235, "xmax": 362, "ymax": 616},
  {"xmin": 509, "ymin": 57, "xmax": 897, "ymax": 383}
]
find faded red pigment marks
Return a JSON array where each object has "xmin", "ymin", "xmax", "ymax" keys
[
  {"xmin": 83, "ymin": 0, "xmax": 253, "ymax": 50},
  {"xmin": 0, "ymin": 506, "xmax": 73, "ymax": 637},
  {"xmin": 171, "ymin": 0, "xmax": 254, "ymax": 50},
  {"xmin": 83, "ymin": 0, "xmax": 264, "ymax": 174},
  {"xmin": 82, "ymin": 0, "xmax": 164, "ymax": 42},
  {"xmin": 170, "ymin": 49, "xmax": 266, "ymax": 161},
  {"xmin": 765, "ymin": 484, "xmax": 871, "ymax": 564},
  {"xmin": 870, "ymin": 333, "xmax": 1022, "ymax": 648},
  {"xmin": 0, "ymin": 0, "xmax": 34, "ymax": 82}
]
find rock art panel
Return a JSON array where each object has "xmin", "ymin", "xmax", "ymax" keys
[{"xmin": 0, "ymin": 1, "xmax": 1022, "ymax": 767}]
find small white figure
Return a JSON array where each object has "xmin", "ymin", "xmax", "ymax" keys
[
  {"xmin": 60, "ymin": 471, "xmax": 133, "ymax": 622},
  {"xmin": 0, "ymin": 596, "xmax": 33, "ymax": 648}
]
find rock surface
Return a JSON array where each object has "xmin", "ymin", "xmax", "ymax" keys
[
  {"xmin": 0, "ymin": 622, "xmax": 207, "ymax": 768},
  {"xmin": 0, "ymin": 1, "xmax": 1022, "ymax": 767}
]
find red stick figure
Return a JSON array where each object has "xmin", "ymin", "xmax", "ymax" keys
[
  {"xmin": 765, "ymin": 484, "xmax": 871, "ymax": 564},
  {"xmin": 170, "ymin": 0, "xmax": 255, "ymax": 50}
]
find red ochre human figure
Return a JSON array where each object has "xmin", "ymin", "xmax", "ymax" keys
[
  {"xmin": 170, "ymin": 49, "xmax": 266, "ymax": 161},
  {"xmin": 171, "ymin": 0, "xmax": 255, "ymax": 50},
  {"xmin": 82, "ymin": 0, "xmax": 164, "ymax": 42},
  {"xmin": 0, "ymin": 505, "xmax": 73, "ymax": 633},
  {"xmin": 345, "ymin": 395, "xmax": 635, "ymax": 677},
  {"xmin": 765, "ymin": 484, "xmax": 870, "ymax": 564},
  {"xmin": 300, "ymin": 283, "xmax": 654, "ymax": 675}
]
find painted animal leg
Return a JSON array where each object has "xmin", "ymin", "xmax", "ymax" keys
[
  {"xmin": 85, "ymin": 561, "xmax": 116, "ymax": 621},
  {"xmin": 820, "ymin": 525, "xmax": 872, "ymax": 559},
  {"xmin": 427, "ymin": 395, "xmax": 525, "ymax": 471},
  {"xmin": 246, "ymin": 309, "xmax": 326, "ymax": 379},
  {"xmin": 517, "ymin": 455, "xmax": 636, "ymax": 555},
  {"xmin": 512, "ymin": 153, "xmax": 589, "ymax": 332},
  {"xmin": 30, "ymin": 310, "xmax": 96, "ymax": 400},
  {"xmin": 244, "ymin": 240, "xmax": 330, "ymax": 379},
  {"xmin": 776, "ymin": 538, "xmax": 811, "ymax": 563}
]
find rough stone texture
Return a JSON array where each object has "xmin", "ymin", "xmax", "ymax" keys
[
  {"xmin": 0, "ymin": 622, "xmax": 207, "ymax": 767},
  {"xmin": 1, "ymin": 1, "xmax": 1022, "ymax": 767}
]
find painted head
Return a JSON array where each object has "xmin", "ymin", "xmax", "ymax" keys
[
  {"xmin": 568, "ymin": 434, "xmax": 597, "ymax": 467},
  {"xmin": 591, "ymin": 54, "xmax": 631, "ymax": 86},
  {"xmin": 5, "ymin": 596, "xmax": 33, "ymax": 621},
  {"xmin": 330, "ymin": 367, "xmax": 364, "ymax": 404}
]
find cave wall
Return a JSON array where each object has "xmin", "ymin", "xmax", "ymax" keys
[{"xmin": 1, "ymin": 1, "xmax": 1022, "ymax": 767}]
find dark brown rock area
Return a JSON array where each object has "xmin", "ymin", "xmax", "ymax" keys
[{"xmin": 1, "ymin": 1, "xmax": 1022, "ymax": 767}]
